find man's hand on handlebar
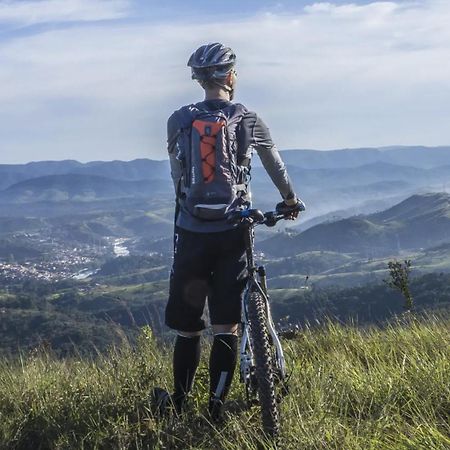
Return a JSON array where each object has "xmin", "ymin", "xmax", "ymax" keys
[{"xmin": 275, "ymin": 197, "xmax": 306, "ymax": 220}]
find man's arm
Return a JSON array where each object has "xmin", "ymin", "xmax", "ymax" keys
[{"xmin": 238, "ymin": 112, "xmax": 298, "ymax": 204}]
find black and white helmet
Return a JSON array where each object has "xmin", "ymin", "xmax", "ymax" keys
[{"xmin": 187, "ymin": 43, "xmax": 236, "ymax": 81}]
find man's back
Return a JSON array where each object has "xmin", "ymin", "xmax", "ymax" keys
[{"xmin": 168, "ymin": 99, "xmax": 297, "ymax": 232}]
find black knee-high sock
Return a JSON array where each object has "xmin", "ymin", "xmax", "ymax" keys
[
  {"xmin": 209, "ymin": 334, "xmax": 238, "ymax": 404},
  {"xmin": 173, "ymin": 335, "xmax": 201, "ymax": 408}
]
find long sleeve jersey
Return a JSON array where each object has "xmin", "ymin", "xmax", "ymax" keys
[{"xmin": 167, "ymin": 99, "xmax": 296, "ymax": 232}]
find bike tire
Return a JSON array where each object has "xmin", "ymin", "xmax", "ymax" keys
[{"xmin": 247, "ymin": 291, "xmax": 280, "ymax": 437}]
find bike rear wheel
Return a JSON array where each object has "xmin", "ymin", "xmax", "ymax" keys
[{"xmin": 247, "ymin": 291, "xmax": 280, "ymax": 436}]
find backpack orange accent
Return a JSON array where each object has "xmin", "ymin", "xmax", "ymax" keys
[{"xmin": 193, "ymin": 120, "xmax": 225, "ymax": 183}]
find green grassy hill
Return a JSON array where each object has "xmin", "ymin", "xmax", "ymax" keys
[
  {"xmin": 0, "ymin": 317, "xmax": 448, "ymax": 449},
  {"xmin": 264, "ymin": 243, "xmax": 450, "ymax": 288},
  {"xmin": 269, "ymin": 272, "xmax": 450, "ymax": 325}
]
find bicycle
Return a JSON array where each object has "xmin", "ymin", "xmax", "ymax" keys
[{"xmin": 227, "ymin": 205, "xmax": 303, "ymax": 436}]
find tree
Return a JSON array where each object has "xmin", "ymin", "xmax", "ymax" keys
[{"xmin": 385, "ymin": 260, "xmax": 413, "ymax": 312}]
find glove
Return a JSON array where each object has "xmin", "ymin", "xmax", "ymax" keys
[{"xmin": 276, "ymin": 197, "xmax": 306, "ymax": 220}]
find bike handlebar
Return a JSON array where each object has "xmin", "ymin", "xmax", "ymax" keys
[{"xmin": 226, "ymin": 209, "xmax": 292, "ymax": 227}]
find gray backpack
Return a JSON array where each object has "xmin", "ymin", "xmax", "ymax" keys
[{"xmin": 174, "ymin": 103, "xmax": 250, "ymax": 221}]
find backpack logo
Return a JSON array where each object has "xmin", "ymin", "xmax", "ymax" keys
[{"xmin": 175, "ymin": 104, "xmax": 249, "ymax": 221}]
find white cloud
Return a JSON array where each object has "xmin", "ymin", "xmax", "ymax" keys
[
  {"xmin": 1, "ymin": 0, "xmax": 450, "ymax": 163},
  {"xmin": 305, "ymin": 1, "xmax": 400, "ymax": 16},
  {"xmin": 0, "ymin": 0, "xmax": 130, "ymax": 25}
]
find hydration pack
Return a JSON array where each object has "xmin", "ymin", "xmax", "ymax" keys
[{"xmin": 174, "ymin": 103, "xmax": 250, "ymax": 221}]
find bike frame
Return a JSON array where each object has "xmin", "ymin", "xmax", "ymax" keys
[{"xmin": 239, "ymin": 221, "xmax": 287, "ymax": 395}]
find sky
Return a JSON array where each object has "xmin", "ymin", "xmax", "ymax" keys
[{"xmin": 0, "ymin": 0, "xmax": 449, "ymax": 163}]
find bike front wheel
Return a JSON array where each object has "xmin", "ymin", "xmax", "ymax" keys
[{"xmin": 247, "ymin": 291, "xmax": 280, "ymax": 437}]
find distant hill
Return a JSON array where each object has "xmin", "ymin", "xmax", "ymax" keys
[
  {"xmin": 70, "ymin": 159, "xmax": 169, "ymax": 181},
  {"xmin": 260, "ymin": 193, "xmax": 450, "ymax": 257},
  {"xmin": 1, "ymin": 147, "xmax": 449, "ymax": 224},
  {"xmin": 0, "ymin": 159, "xmax": 169, "ymax": 191},
  {"xmin": 2, "ymin": 146, "xmax": 449, "ymax": 190},
  {"xmin": 0, "ymin": 174, "xmax": 172, "ymax": 203},
  {"xmin": 280, "ymin": 162, "xmax": 450, "ymax": 190}
]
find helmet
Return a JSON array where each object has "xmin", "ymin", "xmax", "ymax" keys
[{"xmin": 187, "ymin": 43, "xmax": 236, "ymax": 81}]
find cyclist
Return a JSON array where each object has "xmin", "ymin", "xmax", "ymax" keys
[{"xmin": 153, "ymin": 42, "xmax": 304, "ymax": 422}]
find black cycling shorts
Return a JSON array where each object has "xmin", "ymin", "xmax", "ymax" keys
[{"xmin": 165, "ymin": 226, "xmax": 248, "ymax": 332}]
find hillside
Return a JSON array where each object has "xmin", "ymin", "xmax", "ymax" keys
[
  {"xmin": 0, "ymin": 317, "xmax": 448, "ymax": 449},
  {"xmin": 0, "ymin": 174, "xmax": 172, "ymax": 203},
  {"xmin": 269, "ymin": 272, "xmax": 450, "ymax": 324},
  {"xmin": 0, "ymin": 159, "xmax": 169, "ymax": 191},
  {"xmin": 260, "ymin": 193, "xmax": 450, "ymax": 257},
  {"xmin": 370, "ymin": 192, "xmax": 450, "ymax": 222}
]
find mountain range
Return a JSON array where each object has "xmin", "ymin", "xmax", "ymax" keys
[
  {"xmin": 1, "ymin": 147, "xmax": 450, "ymax": 225},
  {"xmin": 4, "ymin": 146, "xmax": 449, "ymax": 191},
  {"xmin": 0, "ymin": 159, "xmax": 168, "ymax": 191}
]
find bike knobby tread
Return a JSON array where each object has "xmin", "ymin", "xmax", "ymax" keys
[{"xmin": 247, "ymin": 291, "xmax": 280, "ymax": 436}]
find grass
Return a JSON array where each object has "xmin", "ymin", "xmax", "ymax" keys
[{"xmin": 0, "ymin": 317, "xmax": 449, "ymax": 449}]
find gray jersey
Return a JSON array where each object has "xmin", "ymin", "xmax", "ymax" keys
[{"xmin": 167, "ymin": 99, "xmax": 296, "ymax": 232}]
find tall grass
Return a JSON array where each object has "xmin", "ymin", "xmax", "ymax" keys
[{"xmin": 0, "ymin": 316, "xmax": 449, "ymax": 449}]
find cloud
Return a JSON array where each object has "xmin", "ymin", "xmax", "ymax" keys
[
  {"xmin": 304, "ymin": 1, "xmax": 399, "ymax": 15},
  {"xmin": 0, "ymin": 0, "xmax": 450, "ymax": 163},
  {"xmin": 0, "ymin": 0, "xmax": 131, "ymax": 26}
]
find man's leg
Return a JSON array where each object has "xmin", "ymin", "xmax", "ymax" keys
[
  {"xmin": 172, "ymin": 330, "xmax": 201, "ymax": 412},
  {"xmin": 208, "ymin": 323, "xmax": 239, "ymax": 420},
  {"xmin": 161, "ymin": 228, "xmax": 211, "ymax": 414},
  {"xmin": 208, "ymin": 228, "xmax": 247, "ymax": 421}
]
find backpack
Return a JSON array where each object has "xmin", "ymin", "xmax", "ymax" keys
[{"xmin": 174, "ymin": 103, "xmax": 250, "ymax": 221}]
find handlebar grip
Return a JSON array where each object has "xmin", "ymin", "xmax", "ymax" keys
[{"xmin": 276, "ymin": 200, "xmax": 306, "ymax": 216}]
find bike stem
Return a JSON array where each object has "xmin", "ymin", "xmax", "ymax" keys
[{"xmin": 244, "ymin": 224, "xmax": 269, "ymax": 295}]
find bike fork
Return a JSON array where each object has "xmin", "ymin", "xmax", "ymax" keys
[{"xmin": 257, "ymin": 267, "xmax": 287, "ymax": 380}]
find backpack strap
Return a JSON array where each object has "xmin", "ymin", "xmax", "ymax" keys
[
  {"xmin": 227, "ymin": 103, "xmax": 250, "ymax": 168},
  {"xmin": 176, "ymin": 104, "xmax": 198, "ymax": 128}
]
